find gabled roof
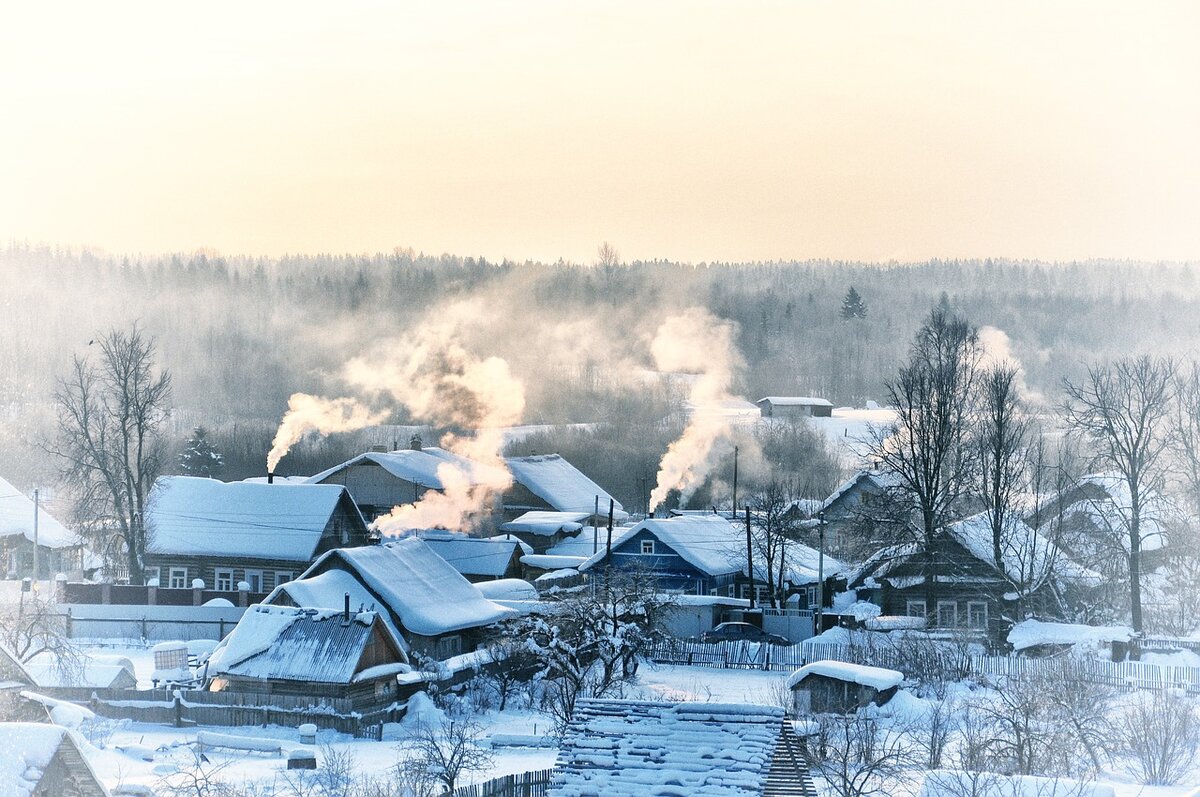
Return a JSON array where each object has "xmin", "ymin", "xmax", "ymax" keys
[
  {"xmin": 268, "ymin": 568, "xmax": 406, "ymax": 649},
  {"xmin": 549, "ymin": 699, "xmax": 786, "ymax": 797},
  {"xmin": 307, "ymin": 448, "xmax": 504, "ymax": 491},
  {"xmin": 757, "ymin": 396, "xmax": 834, "ymax": 407},
  {"xmin": 297, "ymin": 538, "xmax": 516, "ymax": 637},
  {"xmin": 944, "ymin": 512, "xmax": 1098, "ymax": 587},
  {"xmin": 0, "ymin": 643, "xmax": 33, "ymax": 689},
  {"xmin": 419, "ymin": 531, "xmax": 521, "ymax": 578},
  {"xmin": 146, "ymin": 476, "xmax": 364, "ymax": 560},
  {"xmin": 820, "ymin": 469, "xmax": 907, "ymax": 512},
  {"xmin": 208, "ymin": 604, "xmax": 407, "ymax": 683},
  {"xmin": 0, "ymin": 723, "xmax": 108, "ymax": 797},
  {"xmin": 579, "ymin": 516, "xmax": 741, "ymax": 576},
  {"xmin": 504, "ymin": 455, "xmax": 627, "ymax": 519},
  {"xmin": 0, "ymin": 477, "xmax": 77, "ymax": 549}
]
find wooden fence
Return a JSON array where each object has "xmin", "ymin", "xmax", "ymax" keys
[
  {"xmin": 646, "ymin": 639, "xmax": 1200, "ymax": 692},
  {"xmin": 454, "ymin": 768, "xmax": 555, "ymax": 797},
  {"xmin": 39, "ymin": 688, "xmax": 406, "ymax": 739}
]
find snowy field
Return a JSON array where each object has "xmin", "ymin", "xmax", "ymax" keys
[{"xmin": 52, "ymin": 643, "xmax": 1200, "ymax": 795}]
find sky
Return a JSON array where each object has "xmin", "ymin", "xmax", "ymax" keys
[{"xmin": 1, "ymin": 1, "xmax": 1198, "ymax": 264}]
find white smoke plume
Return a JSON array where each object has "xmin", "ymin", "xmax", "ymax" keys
[
  {"xmin": 978, "ymin": 325, "xmax": 1045, "ymax": 405},
  {"xmin": 266, "ymin": 393, "xmax": 389, "ymax": 473},
  {"xmin": 343, "ymin": 300, "xmax": 525, "ymax": 535},
  {"xmin": 648, "ymin": 307, "xmax": 755, "ymax": 512}
]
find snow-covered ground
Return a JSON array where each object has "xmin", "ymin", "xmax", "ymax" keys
[{"xmin": 26, "ymin": 643, "xmax": 1200, "ymax": 795}]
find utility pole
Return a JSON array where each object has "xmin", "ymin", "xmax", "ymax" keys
[
  {"xmin": 593, "ymin": 495, "xmax": 599, "ymax": 555},
  {"xmin": 816, "ymin": 509, "xmax": 826, "ymax": 631},
  {"xmin": 732, "ymin": 446, "xmax": 738, "ymax": 516},
  {"xmin": 745, "ymin": 505, "xmax": 755, "ymax": 610},
  {"xmin": 605, "ymin": 498, "xmax": 614, "ymax": 592},
  {"xmin": 32, "ymin": 488, "xmax": 39, "ymax": 585}
]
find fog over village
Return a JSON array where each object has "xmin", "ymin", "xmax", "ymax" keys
[{"xmin": 1, "ymin": 3, "xmax": 1199, "ymax": 797}]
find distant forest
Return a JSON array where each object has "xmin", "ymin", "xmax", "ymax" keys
[{"xmin": 3, "ymin": 245, "xmax": 1197, "ymax": 509}]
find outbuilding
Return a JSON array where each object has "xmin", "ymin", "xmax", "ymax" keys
[{"xmin": 787, "ymin": 660, "xmax": 903, "ymax": 714}]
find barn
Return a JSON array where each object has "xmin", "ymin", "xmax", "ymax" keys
[
  {"xmin": 756, "ymin": 396, "xmax": 834, "ymax": 418},
  {"xmin": 787, "ymin": 660, "xmax": 903, "ymax": 714}
]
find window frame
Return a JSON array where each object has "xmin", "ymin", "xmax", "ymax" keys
[
  {"xmin": 244, "ymin": 569, "xmax": 263, "ymax": 593},
  {"xmin": 640, "ymin": 540, "xmax": 655, "ymax": 555},
  {"xmin": 906, "ymin": 599, "xmax": 927, "ymax": 618},
  {"xmin": 169, "ymin": 567, "xmax": 188, "ymax": 589},
  {"xmin": 936, "ymin": 600, "xmax": 958, "ymax": 628},
  {"xmin": 214, "ymin": 568, "xmax": 235, "ymax": 592},
  {"xmin": 145, "ymin": 566, "xmax": 161, "ymax": 586},
  {"xmin": 967, "ymin": 601, "xmax": 989, "ymax": 630}
]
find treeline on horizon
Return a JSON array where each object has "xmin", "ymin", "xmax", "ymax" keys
[{"xmin": 2, "ymin": 244, "xmax": 1197, "ymax": 507}]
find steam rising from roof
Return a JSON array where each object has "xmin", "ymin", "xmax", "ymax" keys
[
  {"xmin": 648, "ymin": 307, "xmax": 755, "ymax": 511},
  {"xmin": 343, "ymin": 300, "xmax": 525, "ymax": 534},
  {"xmin": 266, "ymin": 394, "xmax": 388, "ymax": 473}
]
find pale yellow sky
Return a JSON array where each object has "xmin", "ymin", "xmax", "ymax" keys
[{"xmin": 1, "ymin": 1, "xmax": 1197, "ymax": 263}]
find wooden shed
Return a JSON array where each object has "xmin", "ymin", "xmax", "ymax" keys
[
  {"xmin": 787, "ymin": 660, "xmax": 903, "ymax": 714},
  {"xmin": 0, "ymin": 722, "xmax": 110, "ymax": 796}
]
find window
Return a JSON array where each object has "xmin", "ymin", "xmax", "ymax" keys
[
  {"xmin": 145, "ymin": 567, "xmax": 160, "ymax": 586},
  {"xmin": 275, "ymin": 571, "xmax": 294, "ymax": 587},
  {"xmin": 906, "ymin": 600, "xmax": 927, "ymax": 618},
  {"xmin": 215, "ymin": 568, "xmax": 235, "ymax": 592},
  {"xmin": 244, "ymin": 570, "xmax": 263, "ymax": 593},
  {"xmin": 807, "ymin": 587, "xmax": 818, "ymax": 608},
  {"xmin": 967, "ymin": 601, "xmax": 988, "ymax": 630},
  {"xmin": 169, "ymin": 568, "xmax": 188, "ymax": 589},
  {"xmin": 435, "ymin": 635, "xmax": 463, "ymax": 659},
  {"xmin": 936, "ymin": 600, "xmax": 958, "ymax": 628},
  {"xmin": 641, "ymin": 540, "xmax": 655, "ymax": 555}
]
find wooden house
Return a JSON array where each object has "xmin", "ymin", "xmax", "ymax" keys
[
  {"xmin": 0, "ymin": 644, "xmax": 42, "ymax": 723},
  {"xmin": 0, "ymin": 477, "xmax": 91, "ymax": 581},
  {"xmin": 498, "ymin": 510, "xmax": 591, "ymax": 556},
  {"xmin": 306, "ymin": 446, "xmax": 502, "ymax": 524},
  {"xmin": 144, "ymin": 476, "xmax": 372, "ymax": 595},
  {"xmin": 787, "ymin": 660, "xmax": 903, "ymax": 714},
  {"xmin": 580, "ymin": 515, "xmax": 841, "ymax": 608},
  {"xmin": 848, "ymin": 512, "xmax": 1098, "ymax": 640},
  {"xmin": 205, "ymin": 604, "xmax": 409, "ymax": 712},
  {"xmin": 756, "ymin": 396, "xmax": 834, "ymax": 418},
  {"xmin": 548, "ymin": 699, "xmax": 815, "ymax": 796},
  {"xmin": 418, "ymin": 531, "xmax": 524, "ymax": 582},
  {"xmin": 267, "ymin": 537, "xmax": 516, "ymax": 660},
  {"xmin": 817, "ymin": 470, "xmax": 911, "ymax": 558},
  {"xmin": 0, "ymin": 722, "xmax": 111, "ymax": 797},
  {"xmin": 502, "ymin": 455, "xmax": 627, "ymax": 540}
]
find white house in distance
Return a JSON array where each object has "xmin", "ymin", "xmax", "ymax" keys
[
  {"xmin": 0, "ymin": 477, "xmax": 89, "ymax": 581},
  {"xmin": 756, "ymin": 396, "xmax": 834, "ymax": 418}
]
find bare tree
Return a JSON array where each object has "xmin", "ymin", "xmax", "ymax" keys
[
  {"xmin": 868, "ymin": 306, "xmax": 981, "ymax": 613},
  {"xmin": 1063, "ymin": 355, "xmax": 1175, "ymax": 632},
  {"xmin": 408, "ymin": 711, "xmax": 494, "ymax": 794},
  {"xmin": 750, "ymin": 479, "xmax": 804, "ymax": 608},
  {"xmin": 1170, "ymin": 359, "xmax": 1200, "ymax": 517},
  {"xmin": 978, "ymin": 364, "xmax": 1030, "ymax": 572},
  {"xmin": 0, "ymin": 592, "xmax": 82, "ymax": 684},
  {"xmin": 48, "ymin": 325, "xmax": 171, "ymax": 584},
  {"xmin": 1114, "ymin": 690, "xmax": 1200, "ymax": 786},
  {"xmin": 810, "ymin": 714, "xmax": 916, "ymax": 797}
]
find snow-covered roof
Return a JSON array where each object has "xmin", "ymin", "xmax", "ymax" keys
[
  {"xmin": 307, "ymin": 448, "xmax": 504, "ymax": 491},
  {"xmin": 1007, "ymin": 619, "xmax": 1134, "ymax": 652},
  {"xmin": 757, "ymin": 396, "xmax": 834, "ymax": 407},
  {"xmin": 919, "ymin": 770, "xmax": 1115, "ymax": 797},
  {"xmin": 521, "ymin": 553, "xmax": 587, "ymax": 570},
  {"xmin": 579, "ymin": 515, "xmax": 741, "ymax": 575},
  {"xmin": 24, "ymin": 659, "xmax": 135, "ymax": 689},
  {"xmin": 475, "ymin": 578, "xmax": 539, "ymax": 602},
  {"xmin": 820, "ymin": 469, "xmax": 906, "ymax": 512},
  {"xmin": 945, "ymin": 512, "xmax": 1099, "ymax": 587},
  {"xmin": 208, "ymin": 604, "xmax": 407, "ymax": 683},
  {"xmin": 0, "ymin": 723, "xmax": 78, "ymax": 797},
  {"xmin": 146, "ymin": 476, "xmax": 362, "ymax": 560},
  {"xmin": 504, "ymin": 455, "xmax": 628, "ymax": 519},
  {"xmin": 786, "ymin": 660, "xmax": 904, "ymax": 691},
  {"xmin": 0, "ymin": 476, "xmax": 78, "ymax": 549},
  {"xmin": 419, "ymin": 531, "xmax": 521, "ymax": 578},
  {"xmin": 549, "ymin": 699, "xmax": 787, "ymax": 797},
  {"xmin": 498, "ymin": 510, "xmax": 588, "ymax": 537},
  {"xmin": 301, "ymin": 538, "xmax": 516, "ymax": 637},
  {"xmin": 544, "ymin": 527, "xmax": 608, "ymax": 557},
  {"xmin": 267, "ymin": 567, "xmax": 406, "ymax": 648},
  {"xmin": 0, "ymin": 643, "xmax": 33, "ymax": 688},
  {"xmin": 487, "ymin": 533, "xmax": 534, "ymax": 555}
]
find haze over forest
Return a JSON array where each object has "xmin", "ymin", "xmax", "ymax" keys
[{"xmin": 3, "ymin": 245, "xmax": 1197, "ymax": 511}]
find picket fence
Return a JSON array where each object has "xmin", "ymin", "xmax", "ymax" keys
[
  {"xmin": 646, "ymin": 639, "xmax": 1200, "ymax": 692},
  {"xmin": 454, "ymin": 768, "xmax": 554, "ymax": 797}
]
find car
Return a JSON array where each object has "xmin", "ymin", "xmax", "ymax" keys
[{"xmin": 699, "ymin": 622, "xmax": 791, "ymax": 646}]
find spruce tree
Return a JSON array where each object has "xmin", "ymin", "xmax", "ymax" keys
[
  {"xmin": 840, "ymin": 286, "xmax": 868, "ymax": 320},
  {"xmin": 179, "ymin": 426, "xmax": 224, "ymax": 478}
]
